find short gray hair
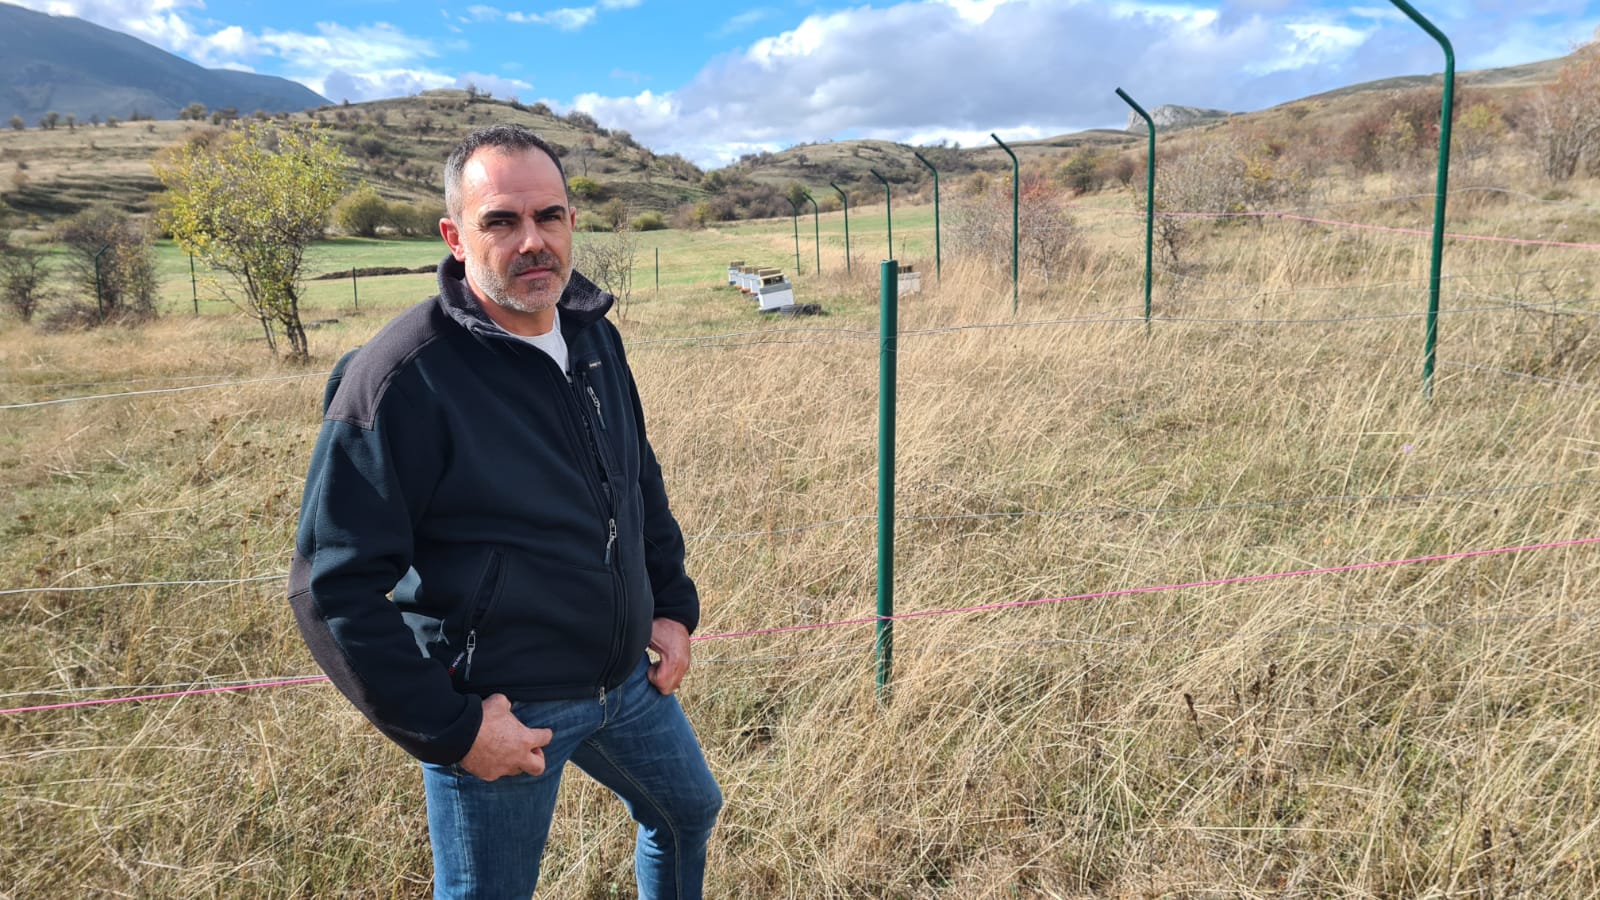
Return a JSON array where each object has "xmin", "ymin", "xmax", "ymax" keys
[{"xmin": 443, "ymin": 123, "xmax": 569, "ymax": 219}]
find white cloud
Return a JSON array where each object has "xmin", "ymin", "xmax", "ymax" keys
[
  {"xmin": 551, "ymin": 0, "xmax": 1600, "ymax": 167},
  {"xmin": 506, "ymin": 7, "xmax": 596, "ymax": 29},
  {"xmin": 316, "ymin": 68, "xmax": 455, "ymax": 103},
  {"xmin": 457, "ymin": 71, "xmax": 535, "ymax": 99}
]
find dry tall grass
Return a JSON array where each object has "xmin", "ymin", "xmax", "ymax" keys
[{"xmin": 2, "ymin": 181, "xmax": 1599, "ymax": 897}]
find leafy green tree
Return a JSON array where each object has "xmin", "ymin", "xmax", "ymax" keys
[
  {"xmin": 40, "ymin": 112, "xmax": 59, "ymax": 130},
  {"xmin": 567, "ymin": 176, "xmax": 600, "ymax": 199},
  {"xmin": 7, "ymin": 115, "xmax": 21, "ymax": 131},
  {"xmin": 157, "ymin": 123, "xmax": 348, "ymax": 360},
  {"xmin": 178, "ymin": 102, "xmax": 208, "ymax": 121}
]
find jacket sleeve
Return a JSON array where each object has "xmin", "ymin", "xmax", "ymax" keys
[
  {"xmin": 287, "ymin": 374, "xmax": 482, "ymax": 765},
  {"xmin": 618, "ymin": 340, "xmax": 701, "ymax": 633}
]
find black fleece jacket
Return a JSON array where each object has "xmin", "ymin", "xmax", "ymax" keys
[{"xmin": 288, "ymin": 256, "xmax": 697, "ymax": 765}]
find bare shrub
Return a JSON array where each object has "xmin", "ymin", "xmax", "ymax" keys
[
  {"xmin": 1133, "ymin": 126, "xmax": 1312, "ymax": 268},
  {"xmin": 54, "ymin": 205, "xmax": 157, "ymax": 323},
  {"xmin": 946, "ymin": 174, "xmax": 1086, "ymax": 285},
  {"xmin": 577, "ymin": 214, "xmax": 638, "ymax": 319},
  {"xmin": 0, "ymin": 241, "xmax": 51, "ymax": 322},
  {"xmin": 1525, "ymin": 41, "xmax": 1600, "ymax": 182}
]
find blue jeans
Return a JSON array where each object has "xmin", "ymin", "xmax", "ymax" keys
[{"xmin": 421, "ymin": 657, "xmax": 722, "ymax": 899}]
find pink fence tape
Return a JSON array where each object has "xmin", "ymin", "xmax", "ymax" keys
[{"xmin": 4, "ymin": 536, "xmax": 1596, "ymax": 716}]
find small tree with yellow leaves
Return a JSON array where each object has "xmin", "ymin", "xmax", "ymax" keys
[{"xmin": 157, "ymin": 123, "xmax": 347, "ymax": 360}]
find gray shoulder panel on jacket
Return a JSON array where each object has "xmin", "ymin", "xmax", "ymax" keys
[{"xmin": 324, "ymin": 299, "xmax": 446, "ymax": 431}]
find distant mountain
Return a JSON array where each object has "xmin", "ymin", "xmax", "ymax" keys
[{"xmin": 0, "ymin": 3, "xmax": 327, "ymax": 124}]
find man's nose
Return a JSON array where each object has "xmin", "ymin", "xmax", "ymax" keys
[{"xmin": 515, "ymin": 221, "xmax": 545, "ymax": 254}]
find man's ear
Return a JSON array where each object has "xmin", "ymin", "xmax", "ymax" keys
[{"xmin": 440, "ymin": 217, "xmax": 467, "ymax": 261}]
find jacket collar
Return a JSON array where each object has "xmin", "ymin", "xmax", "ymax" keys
[{"xmin": 434, "ymin": 254, "xmax": 613, "ymax": 343}]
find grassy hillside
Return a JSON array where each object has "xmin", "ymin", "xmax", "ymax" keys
[{"xmin": 0, "ymin": 91, "xmax": 709, "ymax": 225}]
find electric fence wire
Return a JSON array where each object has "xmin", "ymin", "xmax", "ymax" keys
[
  {"xmin": 7, "ymin": 537, "xmax": 1597, "ymax": 715},
  {"xmin": 5, "ymin": 477, "xmax": 1595, "ymax": 599}
]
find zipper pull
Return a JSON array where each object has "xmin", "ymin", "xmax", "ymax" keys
[
  {"xmin": 447, "ymin": 650, "xmax": 466, "ymax": 676},
  {"xmin": 604, "ymin": 518, "xmax": 617, "ymax": 564},
  {"xmin": 463, "ymin": 629, "xmax": 478, "ymax": 681},
  {"xmin": 586, "ymin": 384, "xmax": 607, "ymax": 431}
]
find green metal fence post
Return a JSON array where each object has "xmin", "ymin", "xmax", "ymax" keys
[
  {"xmin": 93, "ymin": 244, "xmax": 110, "ymax": 324},
  {"xmin": 912, "ymin": 151, "xmax": 941, "ymax": 282},
  {"xmin": 784, "ymin": 197, "xmax": 802, "ymax": 275},
  {"xmin": 990, "ymin": 134, "xmax": 1019, "ymax": 315},
  {"xmin": 877, "ymin": 258, "xmax": 898, "ymax": 701},
  {"xmin": 1116, "ymin": 88, "xmax": 1156, "ymax": 329},
  {"xmin": 655, "ymin": 247, "xmax": 660, "ymax": 293},
  {"xmin": 802, "ymin": 189, "xmax": 821, "ymax": 275},
  {"xmin": 1387, "ymin": 0, "xmax": 1454, "ymax": 399},
  {"xmin": 189, "ymin": 252, "xmax": 199, "ymax": 315},
  {"xmin": 350, "ymin": 267, "xmax": 359, "ymax": 311},
  {"xmin": 871, "ymin": 169, "xmax": 893, "ymax": 264},
  {"xmin": 831, "ymin": 182, "xmax": 851, "ymax": 273}
]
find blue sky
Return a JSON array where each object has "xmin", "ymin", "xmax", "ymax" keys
[{"xmin": 9, "ymin": 0, "xmax": 1600, "ymax": 166}]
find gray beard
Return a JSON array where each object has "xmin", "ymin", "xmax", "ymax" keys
[{"xmin": 466, "ymin": 253, "xmax": 569, "ymax": 314}]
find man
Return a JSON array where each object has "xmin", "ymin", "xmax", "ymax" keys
[{"xmin": 289, "ymin": 123, "xmax": 721, "ymax": 898}]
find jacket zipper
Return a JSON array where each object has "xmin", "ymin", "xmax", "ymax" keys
[
  {"xmin": 575, "ymin": 365, "xmax": 630, "ymax": 693},
  {"xmin": 481, "ymin": 331, "xmax": 630, "ymax": 697},
  {"xmin": 447, "ymin": 550, "xmax": 503, "ymax": 684}
]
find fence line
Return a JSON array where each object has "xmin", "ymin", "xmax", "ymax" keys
[
  {"xmin": 4, "ymin": 476, "xmax": 1594, "ymax": 599},
  {"xmin": 11, "ymin": 610, "xmax": 1587, "ymax": 703},
  {"xmin": 1068, "ymin": 202, "xmax": 1600, "ymax": 251},
  {"xmin": 7, "ymin": 279, "xmax": 1596, "ymax": 410},
  {"xmin": 0, "ymin": 372, "xmax": 327, "ymax": 411},
  {"xmin": 4, "ymin": 534, "xmax": 1595, "ymax": 717},
  {"xmin": 0, "ymin": 573, "xmax": 285, "ymax": 598},
  {"xmin": 0, "ymin": 372, "xmax": 255, "ymax": 392}
]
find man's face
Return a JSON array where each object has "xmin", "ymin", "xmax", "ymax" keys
[{"xmin": 441, "ymin": 147, "xmax": 576, "ymax": 319}]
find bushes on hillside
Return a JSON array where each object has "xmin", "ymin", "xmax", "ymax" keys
[
  {"xmin": 334, "ymin": 186, "xmax": 389, "ymax": 238},
  {"xmin": 334, "ymin": 186, "xmax": 442, "ymax": 238}
]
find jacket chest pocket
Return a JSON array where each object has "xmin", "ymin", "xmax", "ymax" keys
[{"xmin": 574, "ymin": 359, "xmax": 635, "ymax": 482}]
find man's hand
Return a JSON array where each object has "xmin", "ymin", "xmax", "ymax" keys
[
  {"xmin": 458, "ymin": 693, "xmax": 553, "ymax": 781},
  {"xmin": 647, "ymin": 617, "xmax": 691, "ymax": 695}
]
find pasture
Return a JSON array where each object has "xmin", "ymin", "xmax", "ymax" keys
[{"xmin": 3, "ymin": 173, "xmax": 1600, "ymax": 897}]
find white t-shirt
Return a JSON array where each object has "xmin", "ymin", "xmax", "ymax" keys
[{"xmin": 502, "ymin": 309, "xmax": 569, "ymax": 379}]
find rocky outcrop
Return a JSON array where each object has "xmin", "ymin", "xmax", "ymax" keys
[{"xmin": 1126, "ymin": 104, "xmax": 1233, "ymax": 132}]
